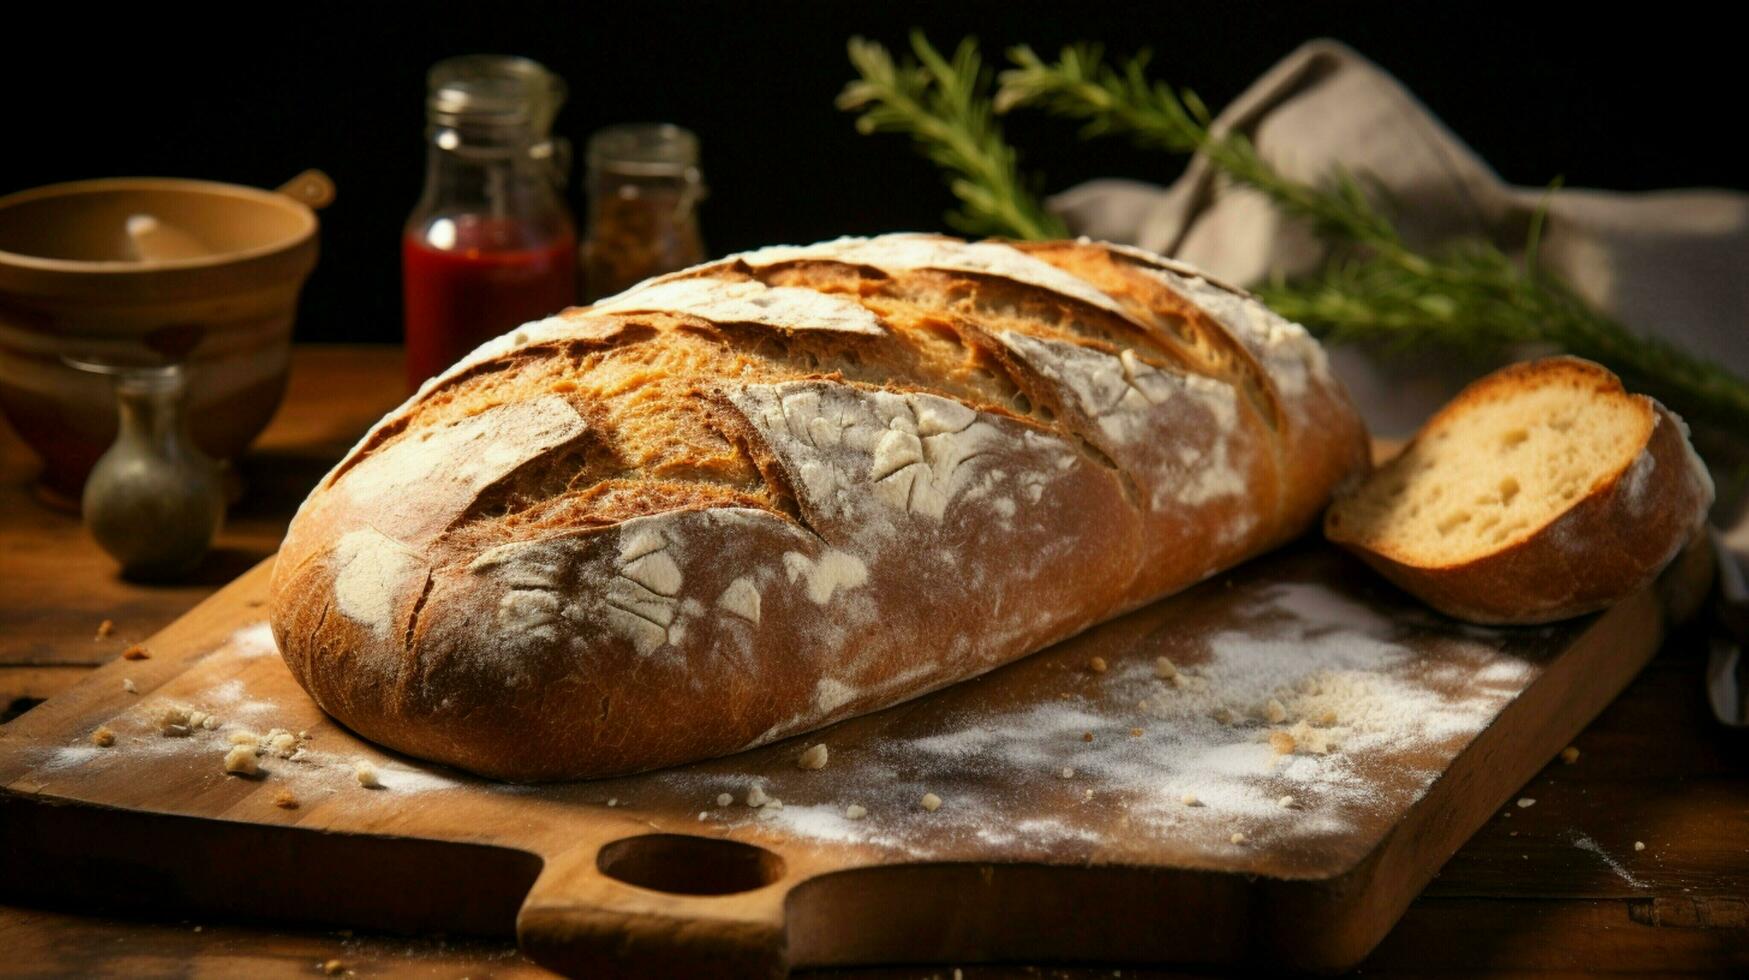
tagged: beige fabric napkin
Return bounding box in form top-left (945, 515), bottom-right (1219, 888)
top-left (1049, 39), bottom-right (1749, 439)
top-left (1050, 40), bottom-right (1749, 723)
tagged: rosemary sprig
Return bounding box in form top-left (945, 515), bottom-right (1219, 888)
top-left (838, 32), bottom-right (1066, 239)
top-left (998, 44), bottom-right (1402, 249)
top-left (837, 35), bottom-right (1749, 436)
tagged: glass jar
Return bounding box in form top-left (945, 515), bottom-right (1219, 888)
top-left (402, 55), bottom-right (577, 389)
top-left (580, 123), bottom-right (707, 302)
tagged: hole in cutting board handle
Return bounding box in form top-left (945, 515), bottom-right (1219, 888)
top-left (597, 834), bottom-right (784, 895)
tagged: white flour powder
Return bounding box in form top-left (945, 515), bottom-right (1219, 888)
top-left (668, 577), bottom-right (1542, 861)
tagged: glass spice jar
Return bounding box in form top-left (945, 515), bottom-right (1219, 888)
top-left (402, 55), bottom-right (577, 389)
top-left (580, 123), bottom-right (707, 302)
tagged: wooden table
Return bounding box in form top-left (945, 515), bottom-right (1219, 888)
top-left (2, 345), bottom-right (1745, 977)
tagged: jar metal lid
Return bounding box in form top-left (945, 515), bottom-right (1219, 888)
top-left (587, 123), bottom-right (701, 178)
top-left (427, 54), bottom-right (566, 135)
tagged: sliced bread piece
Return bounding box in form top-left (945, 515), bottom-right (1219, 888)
top-left (1325, 356), bottom-right (1713, 624)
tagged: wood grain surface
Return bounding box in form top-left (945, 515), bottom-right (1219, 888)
top-left (0, 539), bottom-right (1713, 977)
top-left (0, 346), bottom-right (405, 683)
top-left (3, 346), bottom-right (1745, 978)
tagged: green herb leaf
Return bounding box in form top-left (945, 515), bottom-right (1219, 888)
top-left (838, 34), bottom-right (1065, 239)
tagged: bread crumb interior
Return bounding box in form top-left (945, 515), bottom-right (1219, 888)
top-left (1329, 373), bottom-right (1649, 564)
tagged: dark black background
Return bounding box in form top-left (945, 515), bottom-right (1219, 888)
top-left (1, 1), bottom-right (1736, 343)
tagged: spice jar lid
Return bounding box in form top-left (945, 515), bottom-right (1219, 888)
top-left (587, 124), bottom-right (700, 178)
top-left (427, 54), bottom-right (566, 136)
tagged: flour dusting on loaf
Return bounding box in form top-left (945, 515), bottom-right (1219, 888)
top-left (330, 529), bottom-right (419, 639)
top-left (593, 276), bottom-right (887, 336)
top-left (995, 332), bottom-right (1248, 511)
top-left (270, 234), bottom-right (1368, 780)
top-left (735, 234), bottom-right (1134, 320)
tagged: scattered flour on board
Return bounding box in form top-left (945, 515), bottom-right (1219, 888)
top-left (228, 621), bottom-right (278, 658)
top-left (660, 577), bottom-right (1540, 859)
top-left (1569, 832), bottom-right (1646, 888)
top-left (30, 621), bottom-right (463, 798)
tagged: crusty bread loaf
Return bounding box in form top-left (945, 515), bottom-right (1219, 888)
top-left (269, 234), bottom-right (1368, 780)
top-left (1325, 356), bottom-right (1713, 624)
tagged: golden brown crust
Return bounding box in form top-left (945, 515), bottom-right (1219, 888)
top-left (1325, 357), bottom-right (1714, 624)
top-left (1012, 240), bottom-right (1372, 557)
top-left (270, 235), bottom-right (1368, 780)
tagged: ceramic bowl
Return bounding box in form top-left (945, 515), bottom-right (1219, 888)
top-left (0, 175), bottom-right (325, 501)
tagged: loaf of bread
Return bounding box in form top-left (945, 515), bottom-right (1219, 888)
top-left (1325, 356), bottom-right (1713, 624)
top-left (269, 234), bottom-right (1368, 780)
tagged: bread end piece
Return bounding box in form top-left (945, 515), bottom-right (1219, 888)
top-left (1325, 356), bottom-right (1713, 624)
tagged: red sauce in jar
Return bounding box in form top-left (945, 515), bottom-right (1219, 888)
top-left (401, 216), bottom-right (576, 389)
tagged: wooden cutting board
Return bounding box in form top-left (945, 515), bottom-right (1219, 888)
top-left (0, 540), bottom-right (1711, 978)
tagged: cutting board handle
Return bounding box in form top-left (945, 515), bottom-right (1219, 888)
top-left (518, 833), bottom-right (793, 979)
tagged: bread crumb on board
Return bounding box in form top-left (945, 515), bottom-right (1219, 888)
top-left (121, 643), bottom-right (150, 661)
top-left (274, 790), bottom-right (299, 810)
top-left (1264, 698), bottom-right (1288, 724)
top-left (715, 792), bottom-right (733, 807)
top-left (797, 743), bottom-right (829, 770)
top-left (1060, 766), bottom-right (1076, 779)
top-left (321, 958), bottom-right (346, 976)
top-left (1269, 730), bottom-right (1297, 755)
top-left (920, 792), bottom-right (943, 812)
top-left (222, 745), bottom-right (259, 776)
top-left (157, 709), bottom-right (191, 738)
top-left (1278, 795), bottom-right (1295, 809)
top-left (746, 784), bottom-right (771, 808)
top-left (354, 760), bottom-right (381, 789)
top-left (1517, 797), bottom-right (1536, 808)
top-left (1088, 656), bottom-right (1108, 674)
top-left (1560, 746), bottom-right (1581, 765)
top-left (94, 619), bottom-right (115, 640)
top-left (91, 726), bottom-right (115, 748)
top-left (1230, 832), bottom-right (1247, 845)
top-left (1634, 840), bottom-right (1646, 851)
top-left (1181, 792), bottom-right (1201, 807)
top-left (156, 705), bottom-right (213, 738)
top-left (263, 729), bottom-right (300, 758)
top-left (122, 678), bottom-right (138, 694)
top-left (1285, 720), bottom-right (1331, 754)
top-left (1153, 656), bottom-right (1177, 680)
top-left (845, 804), bottom-right (867, 820)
